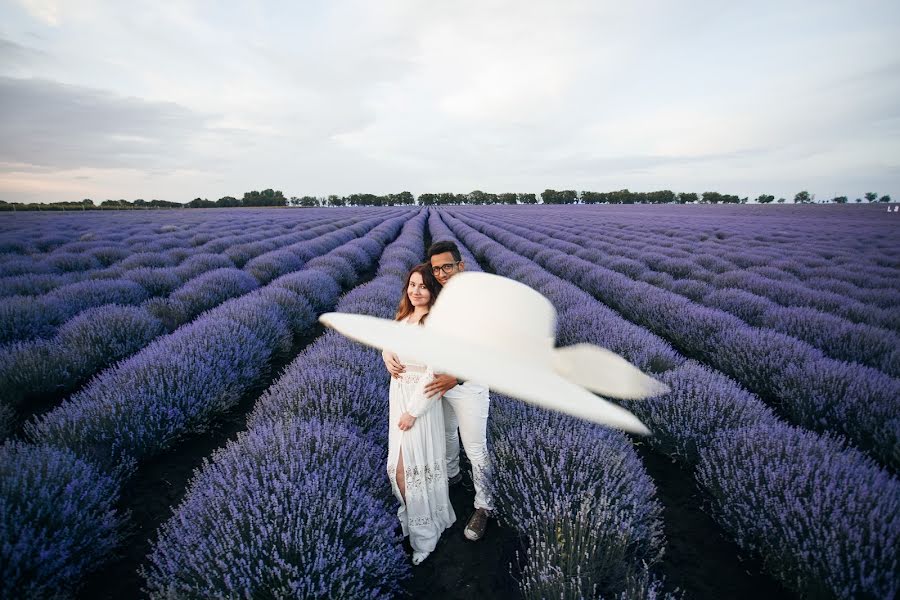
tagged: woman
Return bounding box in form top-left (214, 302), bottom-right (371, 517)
top-left (383, 263), bottom-right (456, 565)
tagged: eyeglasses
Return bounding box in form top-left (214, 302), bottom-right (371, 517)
top-left (431, 262), bottom-right (461, 275)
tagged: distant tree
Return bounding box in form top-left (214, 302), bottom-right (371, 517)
top-left (216, 196), bottom-right (241, 207)
top-left (701, 192), bottom-right (721, 204)
top-left (831, 196), bottom-right (848, 204)
top-left (855, 198), bottom-right (862, 203)
top-left (517, 193), bottom-right (537, 204)
top-left (865, 192), bottom-right (878, 202)
top-left (187, 197), bottom-right (216, 208)
top-left (243, 189), bottom-right (287, 207)
top-left (580, 191), bottom-right (602, 204)
top-left (418, 193), bottom-right (437, 206)
top-left (291, 196), bottom-right (319, 208)
top-left (101, 199), bottom-right (132, 208)
top-left (542, 189), bottom-right (577, 204)
top-left (755, 194), bottom-right (775, 204)
top-left (498, 193), bottom-right (517, 204)
top-left (82, 199), bottom-right (94, 206)
top-left (468, 190), bottom-right (487, 205)
top-left (794, 190), bottom-right (812, 204)
top-left (879, 195), bottom-right (891, 203)
top-left (739, 197), bottom-right (748, 204)
top-left (677, 192), bottom-right (698, 204)
top-left (777, 197), bottom-right (785, 203)
top-left (647, 190), bottom-right (676, 204)
top-left (326, 194), bottom-right (344, 207)
top-left (432, 193), bottom-right (462, 205)
top-left (392, 191), bottom-right (415, 205)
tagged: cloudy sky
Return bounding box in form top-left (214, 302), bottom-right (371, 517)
top-left (1, 0), bottom-right (898, 204)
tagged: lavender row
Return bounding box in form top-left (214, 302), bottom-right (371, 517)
top-left (0, 215), bottom-right (409, 599)
top-left (0, 213), bottom-right (396, 343)
top-left (0, 215), bottom-right (396, 438)
top-left (428, 212), bottom-right (673, 599)
top-left (466, 213), bottom-right (900, 377)
top-left (450, 211), bottom-right (900, 471)
top-left (440, 210), bottom-right (899, 599)
top-left (142, 212), bottom-right (429, 598)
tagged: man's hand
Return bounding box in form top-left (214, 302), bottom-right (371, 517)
top-left (398, 412), bottom-right (416, 431)
top-left (424, 373), bottom-right (458, 398)
top-left (382, 350), bottom-right (405, 378)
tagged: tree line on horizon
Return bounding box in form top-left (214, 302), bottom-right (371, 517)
top-left (0, 188), bottom-right (892, 211)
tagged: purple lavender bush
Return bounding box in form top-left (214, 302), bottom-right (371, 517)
top-left (171, 252), bottom-right (234, 279)
top-left (47, 278), bottom-right (150, 319)
top-left (0, 294), bottom-right (66, 343)
top-left (272, 269), bottom-right (343, 313)
top-left (0, 272), bottom-right (79, 297)
top-left (141, 418), bottom-right (408, 599)
top-left (247, 332), bottom-right (390, 446)
top-left (697, 423), bottom-right (899, 599)
top-left (0, 441), bottom-right (124, 599)
top-left (0, 305), bottom-right (165, 416)
top-left (490, 395), bottom-right (664, 598)
top-left (44, 252), bottom-right (102, 273)
top-left (122, 267), bottom-right (184, 297)
top-left (87, 245), bottom-right (130, 266)
top-left (144, 267), bottom-right (258, 330)
top-left (620, 360), bottom-right (779, 465)
top-left (26, 317), bottom-right (273, 475)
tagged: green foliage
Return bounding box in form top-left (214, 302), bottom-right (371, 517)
top-left (242, 189), bottom-right (287, 207)
top-left (215, 196), bottom-right (241, 207)
top-left (755, 194), bottom-right (775, 204)
top-left (541, 189), bottom-right (578, 204)
top-left (794, 190), bottom-right (812, 203)
top-left (702, 192), bottom-right (740, 204)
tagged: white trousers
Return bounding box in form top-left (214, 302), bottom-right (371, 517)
top-left (442, 388), bottom-right (494, 511)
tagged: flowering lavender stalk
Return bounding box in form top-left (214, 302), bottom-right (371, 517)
top-left (142, 418), bottom-right (407, 599)
top-left (0, 440), bottom-right (124, 599)
top-left (697, 424), bottom-right (899, 599)
top-left (490, 396), bottom-right (665, 598)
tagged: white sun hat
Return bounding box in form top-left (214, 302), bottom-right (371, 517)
top-left (319, 272), bottom-right (669, 434)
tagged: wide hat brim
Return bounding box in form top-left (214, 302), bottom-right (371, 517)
top-left (319, 312), bottom-right (653, 435)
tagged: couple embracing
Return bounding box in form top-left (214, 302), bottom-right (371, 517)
top-left (382, 241), bottom-right (492, 565)
top-left (320, 243), bottom-right (672, 566)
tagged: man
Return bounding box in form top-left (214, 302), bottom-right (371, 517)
top-left (382, 240), bottom-right (494, 541)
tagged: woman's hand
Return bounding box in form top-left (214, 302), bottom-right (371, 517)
top-left (382, 350), bottom-right (405, 378)
top-left (398, 412), bottom-right (416, 431)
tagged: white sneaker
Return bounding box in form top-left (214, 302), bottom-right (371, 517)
top-left (412, 551), bottom-right (430, 565)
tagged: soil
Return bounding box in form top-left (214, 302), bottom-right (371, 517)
top-left (632, 440), bottom-right (794, 600)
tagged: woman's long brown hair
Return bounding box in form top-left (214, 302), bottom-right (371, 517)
top-left (395, 263), bottom-right (442, 324)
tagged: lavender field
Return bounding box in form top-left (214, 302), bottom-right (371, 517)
top-left (1, 204), bottom-right (898, 600)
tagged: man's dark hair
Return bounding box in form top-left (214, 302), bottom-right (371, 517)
top-left (427, 241), bottom-right (462, 262)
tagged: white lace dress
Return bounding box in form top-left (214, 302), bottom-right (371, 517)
top-left (386, 337), bottom-right (456, 555)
